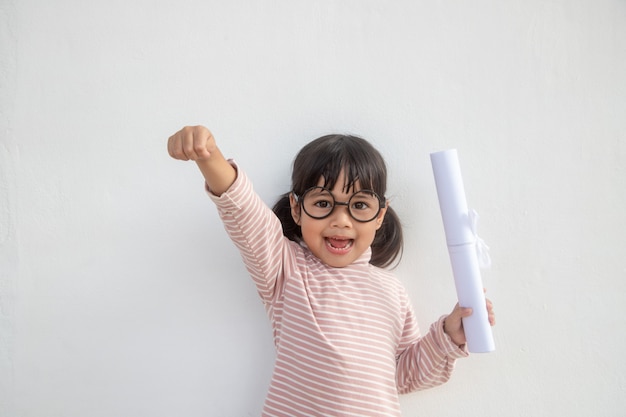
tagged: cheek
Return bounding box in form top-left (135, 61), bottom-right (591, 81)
top-left (362, 224), bottom-right (381, 244)
top-left (299, 218), bottom-right (318, 238)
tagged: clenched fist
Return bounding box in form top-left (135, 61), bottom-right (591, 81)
top-left (167, 125), bottom-right (236, 196)
top-left (167, 125), bottom-right (216, 161)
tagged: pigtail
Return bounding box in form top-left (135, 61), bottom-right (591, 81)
top-left (370, 205), bottom-right (403, 269)
top-left (272, 193), bottom-right (302, 242)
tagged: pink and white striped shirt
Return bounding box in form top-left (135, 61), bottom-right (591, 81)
top-left (209, 164), bottom-right (468, 416)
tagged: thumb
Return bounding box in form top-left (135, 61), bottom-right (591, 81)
top-left (451, 303), bottom-right (473, 321)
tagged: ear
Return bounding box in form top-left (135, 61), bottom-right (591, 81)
top-left (375, 202), bottom-right (388, 230)
top-left (289, 193), bottom-right (302, 225)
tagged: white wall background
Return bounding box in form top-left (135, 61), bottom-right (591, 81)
top-left (1, 1), bottom-right (625, 416)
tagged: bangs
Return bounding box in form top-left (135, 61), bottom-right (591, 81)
top-left (319, 154), bottom-right (379, 194)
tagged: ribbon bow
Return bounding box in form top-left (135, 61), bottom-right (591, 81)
top-left (469, 209), bottom-right (492, 269)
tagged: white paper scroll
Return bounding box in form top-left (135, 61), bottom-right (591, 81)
top-left (431, 149), bottom-right (495, 353)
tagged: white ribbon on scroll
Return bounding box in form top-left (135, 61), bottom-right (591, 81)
top-left (469, 209), bottom-right (492, 269)
top-left (430, 149), bottom-right (495, 353)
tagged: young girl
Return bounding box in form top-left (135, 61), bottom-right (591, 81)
top-left (167, 126), bottom-right (495, 417)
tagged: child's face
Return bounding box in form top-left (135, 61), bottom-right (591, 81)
top-left (289, 170), bottom-right (387, 268)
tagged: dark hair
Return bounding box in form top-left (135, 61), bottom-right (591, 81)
top-left (272, 134), bottom-right (403, 268)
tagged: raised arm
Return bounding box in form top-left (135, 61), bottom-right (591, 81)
top-left (167, 125), bottom-right (236, 196)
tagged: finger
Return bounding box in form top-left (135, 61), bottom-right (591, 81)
top-left (460, 307), bottom-right (473, 318)
top-left (193, 129), bottom-right (212, 159)
top-left (168, 133), bottom-right (188, 161)
top-left (167, 135), bottom-right (174, 158)
top-left (452, 304), bottom-right (472, 319)
top-left (483, 299), bottom-right (495, 326)
top-left (180, 127), bottom-right (199, 160)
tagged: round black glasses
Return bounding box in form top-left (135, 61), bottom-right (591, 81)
top-left (294, 186), bottom-right (386, 223)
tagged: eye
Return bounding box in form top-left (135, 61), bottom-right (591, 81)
top-left (313, 199), bottom-right (333, 209)
top-left (350, 191), bottom-right (380, 212)
top-left (351, 201), bottom-right (370, 210)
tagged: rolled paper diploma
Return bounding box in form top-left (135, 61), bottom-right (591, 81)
top-left (430, 149), bottom-right (495, 353)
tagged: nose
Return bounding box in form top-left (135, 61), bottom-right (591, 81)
top-left (329, 202), bottom-right (352, 227)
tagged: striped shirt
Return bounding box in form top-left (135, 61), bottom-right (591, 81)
top-left (208, 164), bottom-right (468, 416)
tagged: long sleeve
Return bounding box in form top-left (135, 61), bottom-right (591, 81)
top-left (396, 311), bottom-right (469, 394)
top-left (207, 162), bottom-right (293, 306)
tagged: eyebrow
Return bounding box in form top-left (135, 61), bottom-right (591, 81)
top-left (320, 175), bottom-right (363, 194)
top-left (312, 187), bottom-right (372, 200)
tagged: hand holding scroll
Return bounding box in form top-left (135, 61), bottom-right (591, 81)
top-left (444, 293), bottom-right (496, 347)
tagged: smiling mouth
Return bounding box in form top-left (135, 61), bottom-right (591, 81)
top-left (326, 237), bottom-right (354, 253)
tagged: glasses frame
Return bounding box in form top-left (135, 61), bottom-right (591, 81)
top-left (294, 186), bottom-right (386, 223)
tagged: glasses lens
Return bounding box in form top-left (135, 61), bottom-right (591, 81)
top-left (302, 187), bottom-right (334, 219)
top-left (300, 187), bottom-right (383, 222)
top-left (349, 190), bottom-right (382, 222)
